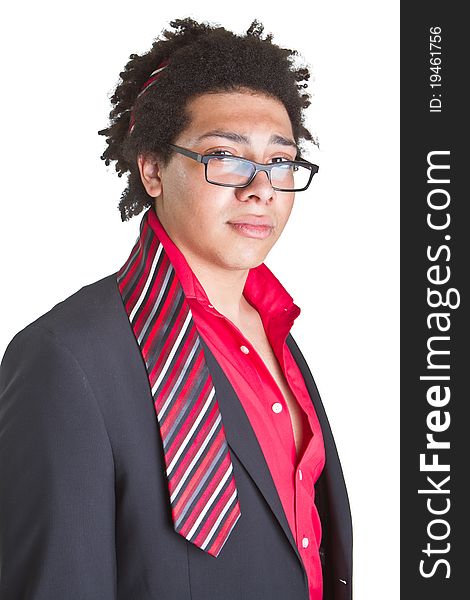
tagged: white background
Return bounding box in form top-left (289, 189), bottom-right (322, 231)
top-left (0, 1), bottom-right (399, 598)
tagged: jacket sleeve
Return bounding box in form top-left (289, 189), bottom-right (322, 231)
top-left (0, 325), bottom-right (117, 599)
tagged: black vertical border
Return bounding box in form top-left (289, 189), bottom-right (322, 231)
top-left (401, 3), bottom-right (468, 598)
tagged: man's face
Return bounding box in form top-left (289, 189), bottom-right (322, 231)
top-left (145, 90), bottom-right (297, 273)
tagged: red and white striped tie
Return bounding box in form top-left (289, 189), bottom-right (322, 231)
top-left (117, 208), bottom-right (241, 557)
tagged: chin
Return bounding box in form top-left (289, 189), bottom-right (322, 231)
top-left (224, 251), bottom-right (267, 271)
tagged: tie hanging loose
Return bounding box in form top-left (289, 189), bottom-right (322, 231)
top-left (116, 208), bottom-right (241, 557)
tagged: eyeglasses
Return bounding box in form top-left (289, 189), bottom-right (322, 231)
top-left (167, 143), bottom-right (319, 192)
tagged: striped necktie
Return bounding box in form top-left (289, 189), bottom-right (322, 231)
top-left (116, 208), bottom-right (241, 557)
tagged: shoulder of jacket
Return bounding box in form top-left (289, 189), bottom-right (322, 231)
top-left (2, 273), bottom-right (124, 364)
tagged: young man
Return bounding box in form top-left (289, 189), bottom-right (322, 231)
top-left (0, 18), bottom-right (352, 600)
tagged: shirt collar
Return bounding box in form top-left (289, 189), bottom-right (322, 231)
top-left (147, 207), bottom-right (301, 325)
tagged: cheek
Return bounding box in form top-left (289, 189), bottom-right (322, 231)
top-left (191, 189), bottom-right (234, 227)
top-left (179, 195), bottom-right (231, 247)
top-left (277, 196), bottom-right (295, 226)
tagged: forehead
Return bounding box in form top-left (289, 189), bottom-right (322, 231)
top-left (182, 90), bottom-right (295, 143)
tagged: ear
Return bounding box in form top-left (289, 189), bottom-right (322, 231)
top-left (137, 153), bottom-right (163, 198)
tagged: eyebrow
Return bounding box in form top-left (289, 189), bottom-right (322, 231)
top-left (193, 130), bottom-right (298, 149)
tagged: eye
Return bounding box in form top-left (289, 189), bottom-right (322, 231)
top-left (208, 149), bottom-right (233, 156)
top-left (271, 156), bottom-right (293, 164)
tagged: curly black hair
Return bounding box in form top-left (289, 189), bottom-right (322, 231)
top-left (98, 17), bottom-right (316, 221)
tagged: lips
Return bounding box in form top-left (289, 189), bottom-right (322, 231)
top-left (227, 216), bottom-right (274, 240)
top-left (227, 216), bottom-right (274, 227)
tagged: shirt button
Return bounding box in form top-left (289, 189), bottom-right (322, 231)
top-left (271, 402), bottom-right (283, 414)
top-left (240, 345), bottom-right (250, 354)
top-left (298, 469), bottom-right (303, 481)
top-left (302, 537), bottom-right (309, 549)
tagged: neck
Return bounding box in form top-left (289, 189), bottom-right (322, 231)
top-left (182, 252), bottom-right (253, 324)
top-left (153, 205), bottom-right (254, 324)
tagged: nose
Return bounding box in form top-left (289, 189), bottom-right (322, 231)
top-left (234, 170), bottom-right (275, 204)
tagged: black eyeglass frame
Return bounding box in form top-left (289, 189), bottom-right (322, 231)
top-left (167, 143), bottom-right (319, 192)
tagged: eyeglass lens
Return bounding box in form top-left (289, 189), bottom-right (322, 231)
top-left (206, 157), bottom-right (311, 190)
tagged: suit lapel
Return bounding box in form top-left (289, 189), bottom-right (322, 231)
top-left (201, 332), bottom-right (352, 578)
top-left (286, 333), bottom-right (353, 584)
top-left (199, 337), bottom-right (303, 567)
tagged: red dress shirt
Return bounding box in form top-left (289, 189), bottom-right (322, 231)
top-left (148, 209), bottom-right (326, 600)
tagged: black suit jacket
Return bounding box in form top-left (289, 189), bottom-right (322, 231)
top-left (0, 273), bottom-right (352, 599)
